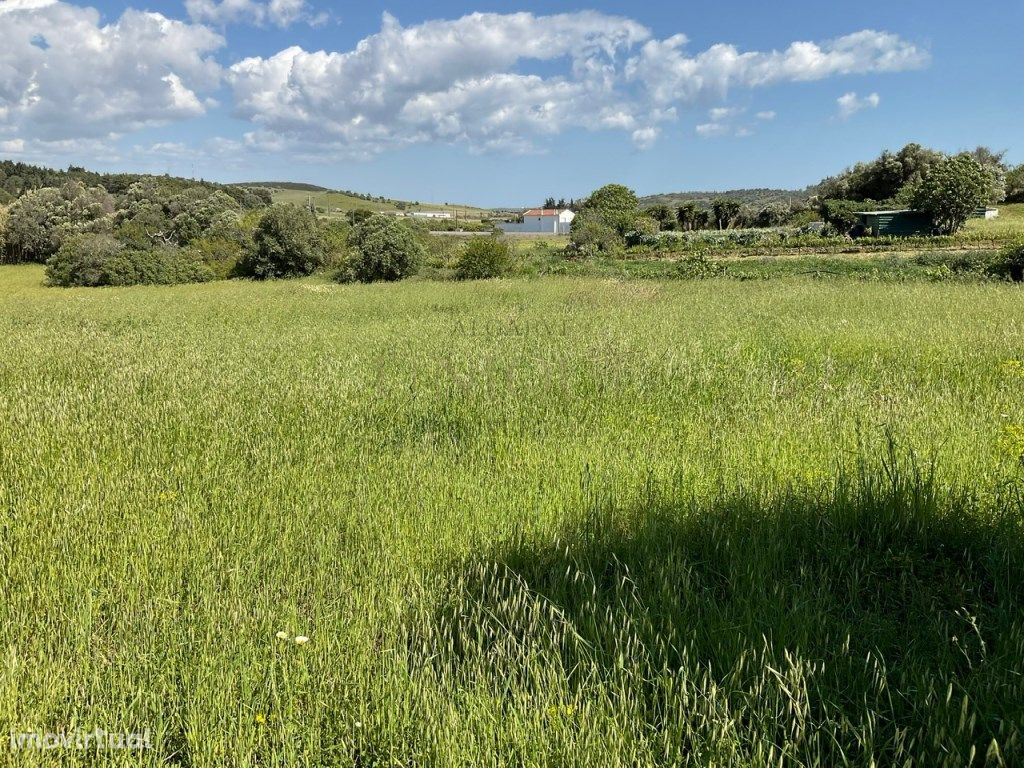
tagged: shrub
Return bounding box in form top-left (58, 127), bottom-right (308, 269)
top-left (671, 253), bottom-right (726, 279)
top-left (341, 214), bottom-right (423, 283)
top-left (819, 199), bottom-right (866, 235)
top-left (46, 234), bottom-right (213, 287)
top-left (187, 236), bottom-right (247, 280)
top-left (241, 205), bottom-right (324, 279)
top-left (624, 216), bottom-right (660, 247)
top-left (566, 213), bottom-right (620, 258)
top-left (455, 237), bottom-right (513, 280)
top-left (993, 240), bottom-right (1024, 282)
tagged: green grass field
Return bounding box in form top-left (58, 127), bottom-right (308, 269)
top-left (2, 265), bottom-right (1023, 766)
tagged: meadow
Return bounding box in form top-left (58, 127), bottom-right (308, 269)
top-left (1, 264), bottom-right (1023, 766)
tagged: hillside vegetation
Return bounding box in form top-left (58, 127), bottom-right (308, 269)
top-left (640, 187), bottom-right (805, 209)
top-left (267, 187), bottom-right (495, 220)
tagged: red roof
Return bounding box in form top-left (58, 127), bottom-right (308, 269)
top-left (522, 208), bottom-right (564, 216)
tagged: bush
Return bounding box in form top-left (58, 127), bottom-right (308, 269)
top-left (341, 214), bottom-right (423, 283)
top-left (819, 199), bottom-right (867, 234)
top-left (566, 213), bottom-right (620, 258)
top-left (624, 216), bottom-right (660, 247)
top-left (455, 237), bottom-right (513, 280)
top-left (241, 205), bottom-right (324, 279)
top-left (46, 234), bottom-right (213, 287)
top-left (993, 240), bottom-right (1024, 282)
top-left (187, 236), bottom-right (247, 280)
top-left (671, 254), bottom-right (726, 279)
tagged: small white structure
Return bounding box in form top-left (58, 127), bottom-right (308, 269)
top-left (498, 208), bottom-right (575, 234)
top-left (410, 211), bottom-right (452, 219)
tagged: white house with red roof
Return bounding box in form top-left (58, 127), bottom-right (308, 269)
top-left (498, 208), bottom-right (575, 234)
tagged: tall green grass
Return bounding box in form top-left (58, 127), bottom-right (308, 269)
top-left (0, 264), bottom-right (1022, 766)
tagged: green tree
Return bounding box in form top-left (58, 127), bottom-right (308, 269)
top-left (1007, 165), bottom-right (1024, 203)
top-left (341, 214), bottom-right (423, 283)
top-left (647, 204), bottom-right (676, 231)
top-left (5, 182), bottom-right (113, 262)
top-left (242, 205), bottom-right (324, 279)
top-left (576, 184), bottom-right (640, 236)
top-left (754, 203), bottom-right (790, 228)
top-left (967, 146), bottom-right (1008, 203)
top-left (711, 198), bottom-right (742, 230)
top-left (676, 203), bottom-right (708, 231)
top-left (815, 143), bottom-right (945, 202)
top-left (911, 154), bottom-right (994, 235)
top-left (567, 183), bottom-right (641, 255)
top-left (818, 199), bottom-right (864, 234)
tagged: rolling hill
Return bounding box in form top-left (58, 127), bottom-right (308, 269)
top-left (640, 188), bottom-right (809, 209)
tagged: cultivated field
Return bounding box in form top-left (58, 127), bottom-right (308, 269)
top-left (2, 265), bottom-right (1023, 766)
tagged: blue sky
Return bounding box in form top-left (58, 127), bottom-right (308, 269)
top-left (1, 0), bottom-right (1021, 206)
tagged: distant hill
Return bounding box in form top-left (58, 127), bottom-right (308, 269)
top-left (266, 186), bottom-right (496, 220)
top-left (641, 188), bottom-right (810, 209)
top-left (0, 160), bottom-right (267, 204)
top-left (235, 181), bottom-right (331, 192)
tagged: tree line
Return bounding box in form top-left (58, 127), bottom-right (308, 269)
top-left (0, 168), bottom-right (493, 287)
top-left (632, 143), bottom-right (1019, 239)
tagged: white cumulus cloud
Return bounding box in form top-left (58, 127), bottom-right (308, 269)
top-left (0, 1), bottom-right (223, 140)
top-left (185, 0), bottom-right (326, 28)
top-left (625, 30), bottom-right (926, 104)
top-left (228, 11), bottom-right (653, 155)
top-left (0, 5), bottom-right (928, 156)
top-left (229, 14), bottom-right (927, 156)
top-left (836, 91), bottom-right (881, 119)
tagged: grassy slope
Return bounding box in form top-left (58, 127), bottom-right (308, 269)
top-left (269, 187), bottom-right (494, 219)
top-left (1, 266), bottom-right (1023, 765)
top-left (966, 202), bottom-right (1024, 238)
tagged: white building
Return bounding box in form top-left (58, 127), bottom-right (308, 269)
top-left (410, 211), bottom-right (452, 219)
top-left (498, 208), bottom-right (575, 234)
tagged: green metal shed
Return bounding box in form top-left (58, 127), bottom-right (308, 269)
top-left (854, 210), bottom-right (933, 237)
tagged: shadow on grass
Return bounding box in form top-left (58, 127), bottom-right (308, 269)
top-left (408, 459), bottom-right (1024, 766)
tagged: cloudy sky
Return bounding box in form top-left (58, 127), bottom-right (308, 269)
top-left (1, 0), bottom-right (1020, 205)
